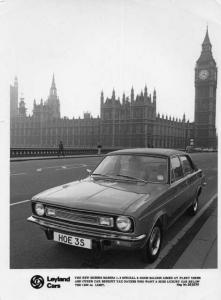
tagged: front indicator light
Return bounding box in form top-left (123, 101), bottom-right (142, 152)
top-left (116, 216), bottom-right (132, 232)
top-left (99, 216), bottom-right (114, 227)
top-left (34, 203), bottom-right (45, 216)
top-left (46, 208), bottom-right (56, 216)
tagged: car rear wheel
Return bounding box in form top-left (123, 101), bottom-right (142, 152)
top-left (142, 222), bottom-right (162, 263)
top-left (188, 195), bottom-right (198, 216)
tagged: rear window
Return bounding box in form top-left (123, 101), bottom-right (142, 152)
top-left (180, 156), bottom-right (194, 175)
top-left (170, 156), bottom-right (183, 182)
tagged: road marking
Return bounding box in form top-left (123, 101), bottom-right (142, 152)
top-left (45, 164), bottom-right (73, 169)
top-left (11, 172), bottom-right (27, 176)
top-left (147, 193), bottom-right (217, 269)
top-left (55, 164), bottom-right (90, 171)
top-left (11, 165), bottom-right (97, 176)
top-left (11, 163), bottom-right (97, 175)
top-left (43, 163), bottom-right (87, 170)
top-left (10, 199), bottom-right (30, 206)
top-left (35, 164), bottom-right (89, 172)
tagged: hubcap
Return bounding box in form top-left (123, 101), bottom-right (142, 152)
top-left (193, 199), bottom-right (198, 212)
top-left (149, 226), bottom-right (161, 256)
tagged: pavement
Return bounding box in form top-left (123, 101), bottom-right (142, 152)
top-left (173, 204), bottom-right (217, 268)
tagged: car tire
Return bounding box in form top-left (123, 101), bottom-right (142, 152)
top-left (142, 222), bottom-right (162, 263)
top-left (188, 195), bottom-right (199, 216)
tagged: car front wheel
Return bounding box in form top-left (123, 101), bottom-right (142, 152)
top-left (142, 222), bottom-right (162, 263)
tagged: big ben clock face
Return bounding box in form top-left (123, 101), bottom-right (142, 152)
top-left (199, 69), bottom-right (209, 80)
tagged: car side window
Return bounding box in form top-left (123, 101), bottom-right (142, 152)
top-left (170, 156), bottom-right (183, 183)
top-left (180, 156), bottom-right (194, 175)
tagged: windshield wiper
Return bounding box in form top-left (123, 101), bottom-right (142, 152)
top-left (92, 173), bottom-right (148, 183)
top-left (116, 174), bottom-right (147, 183)
top-left (91, 173), bottom-right (115, 179)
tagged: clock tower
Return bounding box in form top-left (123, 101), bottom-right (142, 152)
top-left (194, 27), bottom-right (217, 148)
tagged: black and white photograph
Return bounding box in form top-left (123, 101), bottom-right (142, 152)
top-left (0, 0), bottom-right (220, 299)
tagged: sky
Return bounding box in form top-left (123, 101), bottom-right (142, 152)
top-left (1, 0), bottom-right (221, 122)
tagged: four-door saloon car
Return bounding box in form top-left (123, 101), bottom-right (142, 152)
top-left (27, 148), bottom-right (206, 262)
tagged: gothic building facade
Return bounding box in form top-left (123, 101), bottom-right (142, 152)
top-left (10, 76), bottom-right (100, 147)
top-left (100, 88), bottom-right (191, 148)
top-left (10, 28), bottom-right (217, 149)
top-left (10, 76), bottom-right (192, 149)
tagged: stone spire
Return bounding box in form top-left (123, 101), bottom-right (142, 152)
top-left (130, 86), bottom-right (134, 102)
top-left (202, 26), bottom-right (211, 46)
top-left (197, 26), bottom-right (214, 63)
top-left (18, 96), bottom-right (27, 117)
top-left (100, 90), bottom-right (104, 104)
top-left (112, 89), bottom-right (116, 100)
top-left (153, 89), bottom-right (156, 102)
top-left (50, 73), bottom-right (57, 96)
top-left (144, 85), bottom-right (148, 97)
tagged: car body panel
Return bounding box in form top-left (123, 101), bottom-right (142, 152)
top-left (32, 178), bottom-right (169, 215)
top-left (28, 148), bottom-right (205, 252)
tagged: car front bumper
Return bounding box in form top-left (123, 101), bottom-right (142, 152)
top-left (27, 216), bottom-right (147, 250)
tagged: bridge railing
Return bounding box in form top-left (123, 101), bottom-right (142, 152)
top-left (10, 147), bottom-right (121, 158)
top-left (10, 147), bottom-right (215, 158)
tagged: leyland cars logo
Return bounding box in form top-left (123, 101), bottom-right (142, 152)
top-left (30, 275), bottom-right (45, 289)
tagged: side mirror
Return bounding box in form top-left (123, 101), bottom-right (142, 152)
top-left (86, 169), bottom-right (92, 175)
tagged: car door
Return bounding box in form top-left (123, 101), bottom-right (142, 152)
top-left (179, 155), bottom-right (198, 206)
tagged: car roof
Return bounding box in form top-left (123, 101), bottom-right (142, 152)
top-left (107, 148), bottom-right (186, 157)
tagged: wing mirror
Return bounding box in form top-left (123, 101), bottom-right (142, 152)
top-left (86, 169), bottom-right (92, 175)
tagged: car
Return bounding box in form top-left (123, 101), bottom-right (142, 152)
top-left (27, 148), bottom-right (206, 262)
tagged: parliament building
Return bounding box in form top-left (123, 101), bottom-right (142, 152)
top-left (10, 28), bottom-right (217, 149)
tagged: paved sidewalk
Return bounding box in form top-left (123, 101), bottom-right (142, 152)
top-left (174, 206), bottom-right (217, 268)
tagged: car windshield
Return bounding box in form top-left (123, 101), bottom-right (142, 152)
top-left (92, 154), bottom-right (168, 183)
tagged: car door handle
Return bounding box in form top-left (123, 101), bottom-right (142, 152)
top-left (186, 179), bottom-right (190, 185)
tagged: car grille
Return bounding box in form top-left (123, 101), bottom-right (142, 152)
top-left (46, 207), bottom-right (99, 226)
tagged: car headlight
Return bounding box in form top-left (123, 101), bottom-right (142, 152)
top-left (99, 216), bottom-right (114, 227)
top-left (116, 216), bottom-right (132, 232)
top-left (34, 203), bottom-right (45, 216)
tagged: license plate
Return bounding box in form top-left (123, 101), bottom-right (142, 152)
top-left (54, 232), bottom-right (92, 249)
